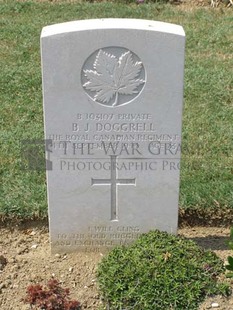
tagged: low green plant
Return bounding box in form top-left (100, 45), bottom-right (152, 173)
top-left (97, 230), bottom-right (230, 310)
top-left (23, 279), bottom-right (81, 310)
top-left (225, 227), bottom-right (233, 278)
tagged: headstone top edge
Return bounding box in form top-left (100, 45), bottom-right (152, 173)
top-left (41, 18), bottom-right (185, 38)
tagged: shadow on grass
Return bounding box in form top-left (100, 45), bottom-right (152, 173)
top-left (0, 218), bottom-right (49, 231)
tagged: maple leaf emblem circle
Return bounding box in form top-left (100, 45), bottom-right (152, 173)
top-left (82, 48), bottom-right (145, 107)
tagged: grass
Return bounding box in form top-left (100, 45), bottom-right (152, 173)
top-left (0, 1), bottom-right (232, 220)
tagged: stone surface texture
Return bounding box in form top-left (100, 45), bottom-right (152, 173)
top-left (41, 19), bottom-right (185, 253)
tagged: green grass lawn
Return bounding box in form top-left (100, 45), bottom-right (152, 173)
top-left (0, 1), bottom-right (232, 220)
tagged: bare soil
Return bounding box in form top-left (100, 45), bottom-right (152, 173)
top-left (0, 225), bottom-right (233, 310)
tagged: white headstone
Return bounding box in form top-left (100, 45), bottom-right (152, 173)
top-left (41, 19), bottom-right (185, 253)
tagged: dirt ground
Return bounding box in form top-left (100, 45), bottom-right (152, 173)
top-left (0, 225), bottom-right (233, 310)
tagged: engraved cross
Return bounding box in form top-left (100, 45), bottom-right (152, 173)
top-left (91, 155), bottom-right (136, 221)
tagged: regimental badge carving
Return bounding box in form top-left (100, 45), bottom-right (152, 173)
top-left (81, 47), bottom-right (146, 107)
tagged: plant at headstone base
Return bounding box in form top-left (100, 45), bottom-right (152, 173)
top-left (23, 279), bottom-right (81, 310)
top-left (97, 230), bottom-right (231, 310)
top-left (225, 227), bottom-right (233, 278)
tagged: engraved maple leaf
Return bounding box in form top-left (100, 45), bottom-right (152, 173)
top-left (83, 49), bottom-right (145, 106)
